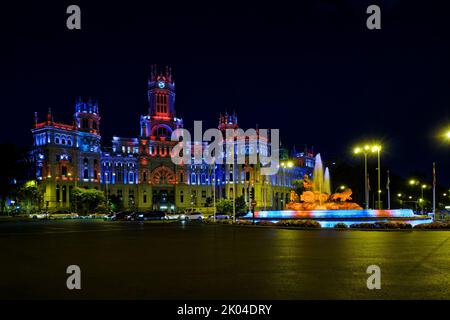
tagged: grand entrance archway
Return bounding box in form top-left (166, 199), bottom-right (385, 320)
top-left (150, 165), bottom-right (176, 211)
top-left (152, 188), bottom-right (175, 212)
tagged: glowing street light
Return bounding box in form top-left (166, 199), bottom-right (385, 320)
top-left (353, 143), bottom-right (382, 209)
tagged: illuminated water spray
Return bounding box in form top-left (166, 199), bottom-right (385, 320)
top-left (324, 167), bottom-right (331, 195)
top-left (312, 154), bottom-right (331, 196)
top-left (312, 154), bottom-right (324, 193)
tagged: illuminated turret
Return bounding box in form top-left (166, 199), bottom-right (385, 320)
top-left (74, 97), bottom-right (101, 134)
top-left (218, 111), bottom-right (238, 132)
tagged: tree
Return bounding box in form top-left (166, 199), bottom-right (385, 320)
top-left (216, 198), bottom-right (233, 214)
top-left (109, 194), bottom-right (124, 212)
top-left (71, 187), bottom-right (106, 214)
top-left (0, 144), bottom-right (30, 215)
top-left (205, 196), bottom-right (213, 207)
top-left (17, 180), bottom-right (43, 214)
top-left (235, 195), bottom-right (248, 213)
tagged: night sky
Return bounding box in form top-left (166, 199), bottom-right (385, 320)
top-left (9, 1), bottom-right (450, 183)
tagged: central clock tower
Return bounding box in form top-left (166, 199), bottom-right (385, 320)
top-left (140, 65), bottom-right (183, 139)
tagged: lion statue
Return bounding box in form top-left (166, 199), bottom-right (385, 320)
top-left (330, 188), bottom-right (353, 202)
top-left (289, 190), bottom-right (300, 203)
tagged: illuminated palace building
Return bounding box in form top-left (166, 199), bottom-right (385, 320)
top-left (31, 67), bottom-right (315, 212)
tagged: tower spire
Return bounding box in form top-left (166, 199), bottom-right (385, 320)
top-left (34, 112), bottom-right (38, 127)
top-left (47, 108), bottom-right (53, 122)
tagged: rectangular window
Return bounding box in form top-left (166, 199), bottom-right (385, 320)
top-left (62, 186), bottom-right (67, 203)
top-left (56, 185), bottom-right (60, 203)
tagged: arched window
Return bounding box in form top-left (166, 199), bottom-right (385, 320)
top-left (191, 173), bottom-right (196, 184)
top-left (81, 118), bottom-right (89, 129)
top-left (83, 169), bottom-right (89, 179)
top-left (129, 172), bottom-right (134, 183)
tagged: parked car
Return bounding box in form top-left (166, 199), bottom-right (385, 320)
top-left (165, 212), bottom-right (183, 220)
top-left (183, 212), bottom-right (204, 221)
top-left (103, 213), bottom-right (115, 220)
top-left (89, 213), bottom-right (108, 219)
top-left (49, 210), bottom-right (78, 219)
top-left (136, 211), bottom-right (166, 221)
top-left (29, 212), bottom-right (50, 220)
top-left (126, 212), bottom-right (140, 221)
top-left (207, 213), bottom-right (231, 220)
top-left (111, 211), bottom-right (131, 221)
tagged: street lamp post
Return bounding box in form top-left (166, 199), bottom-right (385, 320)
top-left (68, 172), bottom-right (78, 213)
top-left (105, 172), bottom-right (110, 210)
top-left (211, 158), bottom-right (216, 222)
top-left (372, 145), bottom-right (382, 209)
top-left (231, 144), bottom-right (236, 223)
top-left (354, 146), bottom-right (370, 210)
top-left (421, 184), bottom-right (427, 214)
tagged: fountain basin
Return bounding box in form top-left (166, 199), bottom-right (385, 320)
top-left (241, 209), bottom-right (433, 228)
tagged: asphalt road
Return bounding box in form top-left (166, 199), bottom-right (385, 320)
top-left (0, 220), bottom-right (449, 299)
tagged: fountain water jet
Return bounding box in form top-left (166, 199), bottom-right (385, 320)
top-left (324, 167), bottom-right (331, 195)
top-left (312, 154), bottom-right (324, 194)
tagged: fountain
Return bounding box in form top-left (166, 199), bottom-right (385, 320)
top-left (242, 153), bottom-right (433, 227)
top-left (285, 154), bottom-right (363, 211)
